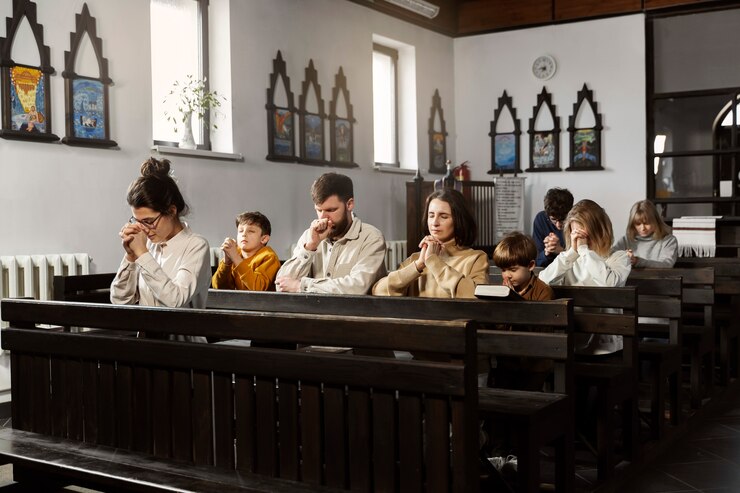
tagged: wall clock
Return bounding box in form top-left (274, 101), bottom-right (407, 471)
top-left (532, 55), bottom-right (557, 80)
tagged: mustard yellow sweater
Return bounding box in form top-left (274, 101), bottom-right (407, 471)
top-left (372, 243), bottom-right (489, 299)
top-left (211, 245), bottom-right (280, 291)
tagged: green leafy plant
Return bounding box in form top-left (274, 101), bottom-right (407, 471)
top-left (163, 74), bottom-right (225, 132)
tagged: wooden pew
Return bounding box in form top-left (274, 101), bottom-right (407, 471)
top-left (1, 299), bottom-right (481, 492)
top-left (675, 258), bottom-right (740, 385)
top-left (629, 268), bottom-right (715, 408)
top-left (548, 285), bottom-right (639, 481)
top-left (625, 276), bottom-right (683, 439)
top-left (52, 272), bottom-right (115, 303)
top-left (207, 290), bottom-right (576, 493)
top-left (50, 275), bottom-right (577, 492)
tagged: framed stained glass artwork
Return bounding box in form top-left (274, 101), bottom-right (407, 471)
top-left (489, 91), bottom-right (521, 175)
top-left (328, 67), bottom-right (357, 168)
top-left (0, 0), bottom-right (58, 142)
top-left (527, 87), bottom-right (561, 172)
top-left (62, 4), bottom-right (117, 147)
top-left (567, 83), bottom-right (603, 171)
top-left (266, 51), bottom-right (296, 162)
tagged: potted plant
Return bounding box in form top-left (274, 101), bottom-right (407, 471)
top-left (164, 74), bottom-right (225, 149)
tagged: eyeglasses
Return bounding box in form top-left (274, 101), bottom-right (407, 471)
top-left (129, 213), bottom-right (163, 228)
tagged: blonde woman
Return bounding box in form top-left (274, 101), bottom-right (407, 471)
top-left (539, 199), bottom-right (631, 355)
top-left (613, 200), bottom-right (677, 268)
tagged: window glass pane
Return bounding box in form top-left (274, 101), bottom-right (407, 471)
top-left (151, 0), bottom-right (200, 144)
top-left (373, 50), bottom-right (396, 165)
top-left (654, 155), bottom-right (715, 199)
top-left (653, 94), bottom-right (733, 153)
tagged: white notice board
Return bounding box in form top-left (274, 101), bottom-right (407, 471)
top-left (494, 176), bottom-right (526, 242)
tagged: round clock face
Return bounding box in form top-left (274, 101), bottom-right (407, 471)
top-left (532, 55), bottom-right (557, 80)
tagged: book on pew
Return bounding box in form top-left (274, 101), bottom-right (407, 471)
top-left (474, 284), bottom-right (523, 300)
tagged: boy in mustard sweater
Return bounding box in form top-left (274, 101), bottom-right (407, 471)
top-left (212, 211), bottom-right (280, 291)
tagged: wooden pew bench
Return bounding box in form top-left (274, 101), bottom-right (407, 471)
top-left (51, 274), bottom-right (578, 492)
top-left (630, 268), bottom-right (716, 409)
top-left (0, 299), bottom-right (481, 492)
top-left (207, 290), bottom-right (576, 493)
top-left (675, 258), bottom-right (740, 385)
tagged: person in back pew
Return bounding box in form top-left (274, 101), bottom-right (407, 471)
top-left (490, 231), bottom-right (555, 389)
top-left (275, 172), bottom-right (387, 294)
top-left (539, 199), bottom-right (631, 355)
top-left (613, 199), bottom-right (678, 268)
top-left (111, 158), bottom-right (211, 341)
top-left (372, 188), bottom-right (489, 298)
top-left (211, 211), bottom-right (280, 291)
top-left (533, 187), bottom-right (574, 268)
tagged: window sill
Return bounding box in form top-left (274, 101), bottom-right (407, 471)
top-left (373, 165), bottom-right (417, 175)
top-left (152, 145), bottom-right (243, 161)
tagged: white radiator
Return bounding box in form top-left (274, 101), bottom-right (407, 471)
top-left (210, 247), bottom-right (222, 268)
top-left (385, 240), bottom-right (407, 271)
top-left (0, 253), bottom-right (91, 302)
top-left (0, 253), bottom-right (91, 404)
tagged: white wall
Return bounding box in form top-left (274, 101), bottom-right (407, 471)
top-left (0, 0), bottom-right (455, 272)
top-left (454, 14), bottom-right (647, 238)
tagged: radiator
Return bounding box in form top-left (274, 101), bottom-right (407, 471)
top-left (385, 240), bottom-right (407, 271)
top-left (210, 247), bottom-right (222, 268)
top-left (0, 253), bottom-right (91, 302)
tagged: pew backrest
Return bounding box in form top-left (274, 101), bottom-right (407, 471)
top-left (1, 298), bottom-right (479, 492)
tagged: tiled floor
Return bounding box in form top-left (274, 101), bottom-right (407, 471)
top-left (617, 391), bottom-right (740, 493)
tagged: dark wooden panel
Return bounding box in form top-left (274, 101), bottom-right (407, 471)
top-left (425, 396), bottom-right (449, 493)
top-left (323, 385), bottom-right (347, 489)
top-left (82, 360), bottom-right (98, 443)
top-left (645, 0), bottom-right (715, 9)
top-left (192, 370), bottom-right (213, 466)
top-left (300, 383), bottom-right (322, 485)
top-left (65, 359), bottom-right (83, 442)
top-left (171, 369), bottom-right (193, 463)
top-left (49, 357), bottom-right (66, 438)
top-left (555, 0), bottom-right (642, 20)
top-left (278, 380), bottom-right (299, 481)
top-left (458, 0), bottom-right (552, 34)
top-left (115, 363), bottom-right (133, 450)
top-left (347, 389), bottom-right (371, 492)
top-left (131, 367), bottom-right (152, 454)
top-left (398, 394), bottom-right (423, 493)
top-left (213, 372), bottom-right (235, 469)
top-left (234, 375), bottom-right (256, 473)
top-left (372, 391), bottom-right (396, 492)
top-left (31, 356), bottom-right (50, 435)
top-left (255, 377), bottom-right (277, 476)
top-left (97, 361), bottom-right (116, 447)
top-left (346, 0), bottom-right (458, 36)
top-left (152, 368), bottom-right (172, 459)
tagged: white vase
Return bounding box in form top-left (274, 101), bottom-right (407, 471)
top-left (179, 112), bottom-right (197, 150)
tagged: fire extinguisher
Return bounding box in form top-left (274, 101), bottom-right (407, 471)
top-left (453, 161), bottom-right (470, 181)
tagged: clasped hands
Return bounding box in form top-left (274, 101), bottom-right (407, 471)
top-left (543, 232), bottom-right (564, 255)
top-left (414, 235), bottom-right (444, 272)
top-left (276, 218), bottom-right (334, 293)
top-left (119, 222), bottom-right (149, 262)
top-left (220, 238), bottom-right (243, 266)
top-left (569, 227), bottom-right (589, 250)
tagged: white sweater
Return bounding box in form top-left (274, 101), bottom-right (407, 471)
top-left (613, 233), bottom-right (678, 269)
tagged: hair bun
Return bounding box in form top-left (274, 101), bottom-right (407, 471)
top-left (140, 157), bottom-right (171, 178)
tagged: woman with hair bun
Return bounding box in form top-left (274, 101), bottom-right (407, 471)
top-left (110, 158), bottom-right (211, 318)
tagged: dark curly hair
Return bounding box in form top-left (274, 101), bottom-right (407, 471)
top-left (126, 157), bottom-right (189, 216)
top-left (543, 188), bottom-right (574, 222)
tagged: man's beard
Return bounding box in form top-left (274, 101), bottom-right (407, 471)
top-left (330, 212), bottom-right (351, 240)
